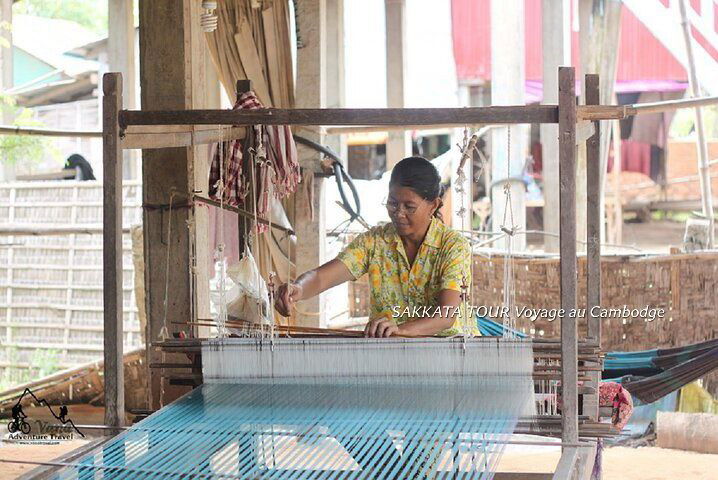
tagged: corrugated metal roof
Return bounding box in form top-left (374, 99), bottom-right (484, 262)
top-left (451, 0), bottom-right (688, 84)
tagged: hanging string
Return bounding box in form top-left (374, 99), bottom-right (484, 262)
top-left (214, 122), bottom-right (229, 339)
top-left (456, 127), bottom-right (472, 337)
top-left (159, 188), bottom-right (178, 342)
top-left (501, 125), bottom-right (517, 337)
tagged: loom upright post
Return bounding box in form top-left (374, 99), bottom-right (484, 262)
top-left (585, 74), bottom-right (601, 424)
top-left (103, 72), bottom-right (125, 428)
top-left (235, 79), bottom-right (253, 259)
top-left (558, 66), bottom-right (578, 445)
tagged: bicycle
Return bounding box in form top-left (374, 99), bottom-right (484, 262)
top-left (8, 419), bottom-right (31, 434)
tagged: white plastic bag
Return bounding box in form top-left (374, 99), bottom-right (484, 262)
top-left (225, 251), bottom-right (272, 326)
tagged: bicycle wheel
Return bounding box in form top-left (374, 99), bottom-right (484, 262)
top-left (8, 421), bottom-right (17, 433)
top-left (20, 421), bottom-right (30, 434)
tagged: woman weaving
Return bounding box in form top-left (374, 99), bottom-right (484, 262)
top-left (274, 156), bottom-right (476, 337)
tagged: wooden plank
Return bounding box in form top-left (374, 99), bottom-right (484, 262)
top-left (262, 5), bottom-right (283, 106)
top-left (120, 105), bottom-right (560, 127)
top-left (576, 104), bottom-right (626, 121)
top-left (558, 66), bottom-right (578, 444)
top-left (120, 126), bottom-right (246, 150)
top-left (235, 18), bottom-right (273, 107)
top-left (102, 72), bottom-right (125, 428)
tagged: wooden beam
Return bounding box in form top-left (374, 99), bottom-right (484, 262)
top-left (0, 125), bottom-right (101, 138)
top-left (121, 126), bottom-right (246, 150)
top-left (119, 105), bottom-right (560, 127)
top-left (102, 72), bottom-right (125, 428)
top-left (558, 66), bottom-right (578, 444)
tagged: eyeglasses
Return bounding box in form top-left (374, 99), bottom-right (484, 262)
top-left (383, 200), bottom-right (419, 216)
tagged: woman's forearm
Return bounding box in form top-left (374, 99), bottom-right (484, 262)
top-left (292, 259), bottom-right (355, 301)
top-left (293, 269), bottom-right (322, 300)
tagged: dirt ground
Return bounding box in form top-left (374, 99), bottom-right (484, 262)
top-left (0, 439), bottom-right (89, 479)
top-left (526, 217), bottom-right (689, 254)
top-left (0, 442), bottom-right (716, 479)
top-left (498, 446), bottom-right (718, 479)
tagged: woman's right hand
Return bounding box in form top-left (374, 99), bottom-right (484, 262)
top-left (274, 282), bottom-right (303, 317)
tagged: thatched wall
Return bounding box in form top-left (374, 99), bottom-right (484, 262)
top-left (348, 252), bottom-right (718, 351)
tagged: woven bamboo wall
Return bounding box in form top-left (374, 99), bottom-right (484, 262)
top-left (348, 252), bottom-right (718, 351)
top-left (0, 181), bottom-right (143, 385)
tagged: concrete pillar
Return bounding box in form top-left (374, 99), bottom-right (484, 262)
top-left (490, 0), bottom-right (526, 251)
top-left (295, 0), bottom-right (327, 327)
top-left (385, 0), bottom-right (411, 168)
top-left (541, 0), bottom-right (571, 252)
top-left (139, 0), bottom-right (210, 407)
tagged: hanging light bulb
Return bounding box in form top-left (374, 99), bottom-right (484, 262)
top-left (201, 1), bottom-right (219, 33)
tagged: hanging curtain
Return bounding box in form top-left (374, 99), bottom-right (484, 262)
top-left (204, 0), bottom-right (298, 317)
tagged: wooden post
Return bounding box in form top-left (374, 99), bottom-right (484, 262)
top-left (678, 0), bottom-right (715, 248)
top-left (541, 0), bottom-right (571, 253)
top-left (236, 79), bottom-right (252, 258)
top-left (585, 74), bottom-right (601, 345)
top-left (103, 72), bottom-right (124, 428)
top-left (558, 66), bottom-right (578, 444)
top-left (610, 118), bottom-right (623, 245)
top-left (385, 0), bottom-right (411, 168)
top-left (585, 74), bottom-right (601, 431)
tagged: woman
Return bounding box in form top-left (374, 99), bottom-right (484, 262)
top-left (274, 156), bottom-right (475, 337)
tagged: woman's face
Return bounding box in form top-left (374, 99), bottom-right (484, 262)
top-left (386, 185), bottom-right (439, 237)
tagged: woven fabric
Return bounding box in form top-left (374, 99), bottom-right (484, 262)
top-left (208, 92), bottom-right (300, 233)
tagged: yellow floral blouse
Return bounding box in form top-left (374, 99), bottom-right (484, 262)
top-left (336, 217), bottom-right (477, 336)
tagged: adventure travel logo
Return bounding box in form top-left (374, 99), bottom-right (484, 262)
top-left (6, 388), bottom-right (85, 444)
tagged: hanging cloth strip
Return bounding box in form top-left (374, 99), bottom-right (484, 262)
top-left (208, 92), bottom-right (300, 233)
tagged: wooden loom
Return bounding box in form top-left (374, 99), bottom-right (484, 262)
top-left (100, 67), bottom-right (614, 479)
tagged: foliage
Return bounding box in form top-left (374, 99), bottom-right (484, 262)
top-left (0, 20), bottom-right (9, 49)
top-left (13, 0), bottom-right (108, 35)
top-left (669, 104), bottom-right (718, 139)
top-left (0, 347), bottom-right (62, 392)
top-left (30, 347), bottom-right (61, 379)
top-left (0, 94), bottom-right (53, 167)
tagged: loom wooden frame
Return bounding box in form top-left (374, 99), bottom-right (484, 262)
top-left (102, 67), bottom-right (602, 480)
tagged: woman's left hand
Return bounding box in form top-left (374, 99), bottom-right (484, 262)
top-left (364, 316), bottom-right (399, 338)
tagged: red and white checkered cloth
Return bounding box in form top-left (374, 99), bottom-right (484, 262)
top-left (208, 92), bottom-right (300, 233)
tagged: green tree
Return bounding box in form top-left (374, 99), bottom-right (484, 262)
top-left (0, 94), bottom-right (51, 167)
top-left (13, 0), bottom-right (108, 35)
